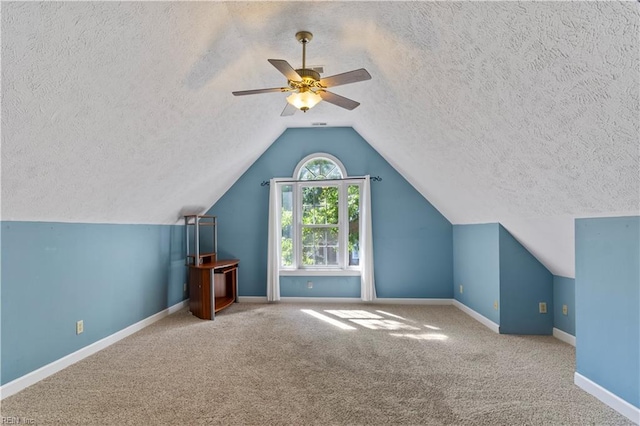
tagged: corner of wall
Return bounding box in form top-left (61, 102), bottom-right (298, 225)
top-left (552, 275), bottom-right (575, 337)
top-left (498, 225), bottom-right (553, 335)
top-left (575, 216), bottom-right (640, 412)
top-left (452, 223), bottom-right (500, 325)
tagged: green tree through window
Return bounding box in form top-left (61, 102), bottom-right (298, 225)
top-left (280, 155), bottom-right (360, 269)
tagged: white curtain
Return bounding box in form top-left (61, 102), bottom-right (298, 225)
top-left (360, 175), bottom-right (376, 301)
top-left (266, 179), bottom-right (281, 301)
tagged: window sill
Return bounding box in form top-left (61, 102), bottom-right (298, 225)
top-left (279, 269), bottom-right (361, 277)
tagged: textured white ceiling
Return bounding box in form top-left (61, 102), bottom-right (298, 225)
top-left (2, 2), bottom-right (639, 278)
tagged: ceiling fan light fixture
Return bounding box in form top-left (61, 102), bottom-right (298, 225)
top-left (286, 90), bottom-right (322, 112)
top-left (232, 31), bottom-right (371, 115)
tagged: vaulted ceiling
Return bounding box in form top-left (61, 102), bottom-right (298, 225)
top-left (2, 2), bottom-right (638, 278)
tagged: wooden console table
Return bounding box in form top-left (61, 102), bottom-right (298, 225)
top-left (188, 259), bottom-right (239, 320)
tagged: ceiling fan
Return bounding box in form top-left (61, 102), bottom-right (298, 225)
top-left (232, 31), bottom-right (371, 116)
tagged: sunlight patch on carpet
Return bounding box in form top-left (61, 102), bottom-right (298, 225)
top-left (350, 319), bottom-right (421, 330)
top-left (324, 310), bottom-right (383, 319)
top-left (301, 309), bottom-right (357, 330)
top-left (390, 333), bottom-right (449, 341)
top-left (376, 310), bottom-right (411, 321)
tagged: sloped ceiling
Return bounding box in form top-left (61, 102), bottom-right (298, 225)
top-left (2, 2), bottom-right (639, 278)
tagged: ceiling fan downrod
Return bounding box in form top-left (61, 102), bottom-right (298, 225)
top-left (296, 31), bottom-right (313, 70)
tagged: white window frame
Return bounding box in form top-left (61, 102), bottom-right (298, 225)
top-left (280, 153), bottom-right (362, 276)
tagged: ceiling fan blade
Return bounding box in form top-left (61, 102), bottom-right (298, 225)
top-left (232, 87), bottom-right (289, 96)
top-left (318, 91), bottom-right (360, 110)
top-left (319, 68), bottom-right (371, 88)
top-left (281, 102), bottom-right (297, 117)
top-left (268, 59), bottom-right (302, 82)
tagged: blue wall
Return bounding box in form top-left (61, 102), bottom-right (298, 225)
top-left (553, 275), bottom-right (575, 336)
top-left (499, 225), bottom-right (553, 335)
top-left (453, 223), bottom-right (500, 324)
top-left (453, 223), bottom-right (554, 334)
top-left (207, 127), bottom-right (453, 299)
top-left (280, 276), bottom-right (360, 298)
top-left (575, 216), bottom-right (640, 408)
top-left (1, 221), bottom-right (186, 385)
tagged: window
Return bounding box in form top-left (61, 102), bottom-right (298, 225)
top-left (279, 154), bottom-right (361, 273)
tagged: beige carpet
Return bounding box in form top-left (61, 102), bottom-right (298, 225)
top-left (1, 303), bottom-right (633, 425)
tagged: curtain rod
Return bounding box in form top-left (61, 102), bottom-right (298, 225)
top-left (260, 176), bottom-right (382, 186)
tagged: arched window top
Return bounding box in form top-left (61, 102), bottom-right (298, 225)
top-left (294, 153), bottom-right (347, 180)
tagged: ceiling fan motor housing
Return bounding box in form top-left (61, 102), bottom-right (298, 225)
top-left (295, 68), bottom-right (320, 82)
top-left (290, 68), bottom-right (323, 91)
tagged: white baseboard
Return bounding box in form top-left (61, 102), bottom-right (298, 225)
top-left (276, 297), bottom-right (454, 305)
top-left (575, 372), bottom-right (640, 424)
top-left (241, 297), bottom-right (454, 305)
top-left (237, 296), bottom-right (268, 303)
top-left (452, 300), bottom-right (500, 333)
top-left (280, 297), bottom-right (362, 303)
top-left (553, 327), bottom-right (576, 346)
top-left (0, 299), bottom-right (189, 400)
top-left (374, 298), bottom-right (453, 305)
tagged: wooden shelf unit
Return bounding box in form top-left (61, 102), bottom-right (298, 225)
top-left (188, 259), bottom-right (239, 320)
top-left (184, 215), bottom-right (238, 320)
top-left (184, 215), bottom-right (217, 266)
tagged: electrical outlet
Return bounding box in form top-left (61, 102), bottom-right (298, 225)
top-left (76, 320), bottom-right (84, 335)
top-left (307, 281), bottom-right (313, 289)
top-left (539, 302), bottom-right (547, 314)
top-left (493, 300), bottom-right (498, 310)
top-left (183, 282), bottom-right (187, 292)
top-left (459, 284), bottom-right (463, 294)
top-left (562, 304), bottom-right (568, 316)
